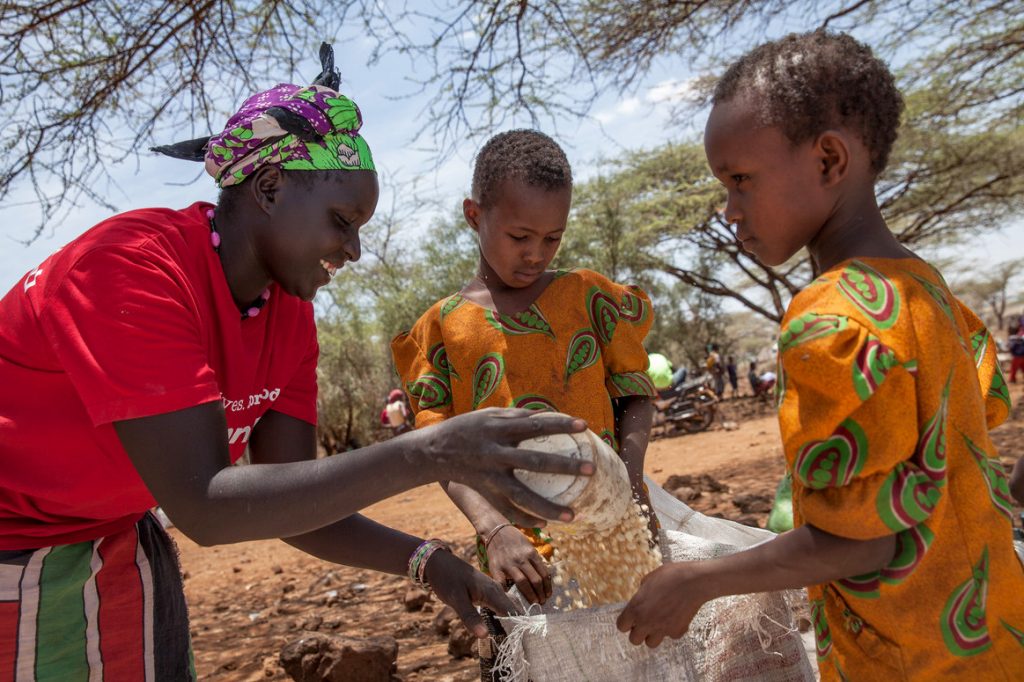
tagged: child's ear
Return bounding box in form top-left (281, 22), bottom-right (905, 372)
top-left (816, 131), bottom-right (850, 188)
top-left (463, 197), bottom-right (482, 231)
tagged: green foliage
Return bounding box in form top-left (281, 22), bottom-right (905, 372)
top-left (285, 0), bottom-right (1024, 440)
top-left (647, 277), bottom-right (730, 371)
top-left (560, 142), bottom-right (807, 323)
top-left (555, 154), bottom-right (736, 367)
top-left (950, 260), bottom-right (1020, 331)
top-left (373, 208), bottom-right (479, 340)
top-left (314, 206), bottom-right (478, 449)
top-left (5, 0), bottom-right (1022, 248)
top-left (316, 279), bottom-right (392, 453)
top-left (559, 97), bottom-right (1023, 323)
top-left (881, 92), bottom-right (1024, 246)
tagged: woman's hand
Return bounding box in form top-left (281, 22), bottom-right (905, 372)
top-left (413, 409), bottom-right (592, 527)
top-left (424, 548), bottom-right (518, 639)
top-left (615, 562), bottom-right (710, 648)
top-left (485, 527), bottom-right (552, 605)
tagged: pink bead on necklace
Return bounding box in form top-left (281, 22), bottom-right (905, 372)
top-left (206, 208), bottom-right (270, 320)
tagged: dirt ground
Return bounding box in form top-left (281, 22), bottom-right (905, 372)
top-left (177, 393), bottom-right (1024, 681)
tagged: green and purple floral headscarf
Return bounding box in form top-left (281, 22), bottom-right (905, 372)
top-left (153, 43), bottom-right (374, 186)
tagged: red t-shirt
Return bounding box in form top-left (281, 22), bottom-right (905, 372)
top-left (0, 202), bottom-right (319, 549)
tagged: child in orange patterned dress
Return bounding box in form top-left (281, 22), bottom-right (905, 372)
top-left (617, 31), bottom-right (1024, 680)
top-left (392, 129), bottom-right (658, 678)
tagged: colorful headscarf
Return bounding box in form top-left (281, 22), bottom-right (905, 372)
top-left (152, 43), bottom-right (374, 187)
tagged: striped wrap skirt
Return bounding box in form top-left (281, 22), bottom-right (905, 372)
top-left (0, 512), bottom-right (194, 681)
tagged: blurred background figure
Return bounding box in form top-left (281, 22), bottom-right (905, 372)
top-left (1010, 334), bottom-right (1024, 384)
top-left (705, 344), bottom-right (725, 399)
top-left (382, 389), bottom-right (412, 435)
top-left (747, 361), bottom-right (776, 403)
top-left (725, 355), bottom-right (738, 399)
top-left (646, 352), bottom-right (675, 391)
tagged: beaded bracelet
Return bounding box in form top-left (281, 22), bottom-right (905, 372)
top-left (407, 540), bottom-right (434, 586)
top-left (407, 539), bottom-right (451, 590)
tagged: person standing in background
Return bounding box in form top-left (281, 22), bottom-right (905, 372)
top-left (383, 388), bottom-right (412, 435)
top-left (706, 344), bottom-right (725, 398)
top-left (1009, 334), bottom-right (1024, 384)
top-left (725, 355), bottom-right (738, 398)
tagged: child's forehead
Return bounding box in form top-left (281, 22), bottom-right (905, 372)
top-left (706, 96), bottom-right (763, 134)
top-left (705, 99), bottom-right (788, 165)
top-left (488, 177), bottom-right (570, 205)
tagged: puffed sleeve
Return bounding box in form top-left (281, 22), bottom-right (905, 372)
top-left (590, 278), bottom-right (656, 399)
top-left (390, 305), bottom-right (455, 428)
top-left (957, 300), bottom-right (1011, 429)
top-left (777, 312), bottom-right (940, 543)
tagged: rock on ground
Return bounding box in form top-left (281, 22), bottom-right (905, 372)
top-left (279, 632), bottom-right (398, 682)
top-left (403, 587), bottom-right (431, 612)
top-left (433, 605), bottom-right (458, 637)
top-left (447, 622), bottom-right (476, 659)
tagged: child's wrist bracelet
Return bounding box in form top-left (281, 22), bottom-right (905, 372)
top-left (483, 522), bottom-right (513, 549)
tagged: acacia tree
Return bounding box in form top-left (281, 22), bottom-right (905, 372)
top-left (563, 98), bottom-right (1024, 324)
top-left (314, 201), bottom-right (478, 450)
top-left (0, 0), bottom-right (391, 239)
top-left (562, 143), bottom-right (809, 323)
top-left (316, 283), bottom-right (393, 453)
top-left (4, 0), bottom-right (1021, 239)
top-left (954, 261), bottom-right (1020, 332)
top-left (11, 1), bottom-right (1020, 443)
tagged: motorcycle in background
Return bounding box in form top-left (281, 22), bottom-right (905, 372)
top-left (652, 373), bottom-right (718, 437)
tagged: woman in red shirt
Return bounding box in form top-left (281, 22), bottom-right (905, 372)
top-left (0, 45), bottom-right (589, 680)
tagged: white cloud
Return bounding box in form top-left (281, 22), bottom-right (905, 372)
top-left (645, 78), bottom-right (695, 104)
top-left (593, 96), bottom-right (642, 124)
top-left (591, 78), bottom-right (697, 127)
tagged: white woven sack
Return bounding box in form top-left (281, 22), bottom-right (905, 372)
top-left (494, 480), bottom-right (816, 682)
top-left (645, 476), bottom-right (773, 546)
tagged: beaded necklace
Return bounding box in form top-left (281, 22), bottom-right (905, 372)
top-left (206, 208), bottom-right (271, 320)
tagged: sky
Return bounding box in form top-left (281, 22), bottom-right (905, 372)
top-left (1, 11), bottom-right (1021, 296)
top-left (0, 28), bottom-right (705, 294)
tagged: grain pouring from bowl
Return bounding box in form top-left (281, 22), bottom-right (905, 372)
top-left (513, 412), bottom-right (663, 609)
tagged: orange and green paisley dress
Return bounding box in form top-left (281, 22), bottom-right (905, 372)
top-left (777, 257), bottom-right (1024, 680)
top-left (391, 268), bottom-right (656, 569)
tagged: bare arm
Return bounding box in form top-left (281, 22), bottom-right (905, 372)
top-left (285, 512), bottom-right (516, 636)
top-left (689, 524), bottom-right (895, 596)
top-left (1010, 457), bottom-right (1024, 507)
top-left (247, 410), bottom-right (421, 570)
top-left (615, 396), bottom-right (658, 541)
top-left (617, 524), bottom-right (896, 647)
top-left (614, 396), bottom-right (654, 493)
top-left (248, 412), bottom-right (517, 638)
top-left (441, 480), bottom-right (554, 604)
top-left (443, 481), bottom-right (511, 537)
top-left (113, 403), bottom-right (591, 546)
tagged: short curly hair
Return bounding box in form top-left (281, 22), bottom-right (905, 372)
top-left (471, 129), bottom-right (573, 207)
top-left (713, 31), bottom-right (904, 175)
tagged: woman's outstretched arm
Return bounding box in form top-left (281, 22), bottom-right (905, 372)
top-left (114, 403), bottom-right (591, 546)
